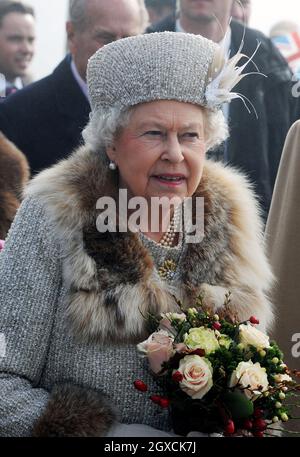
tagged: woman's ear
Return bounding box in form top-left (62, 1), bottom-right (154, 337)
top-left (106, 145), bottom-right (117, 163)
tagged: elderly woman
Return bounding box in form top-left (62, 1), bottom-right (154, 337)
top-left (0, 32), bottom-right (273, 437)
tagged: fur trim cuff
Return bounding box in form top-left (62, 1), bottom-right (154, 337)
top-left (32, 384), bottom-right (117, 437)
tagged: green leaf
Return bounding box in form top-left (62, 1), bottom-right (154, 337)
top-left (223, 391), bottom-right (254, 420)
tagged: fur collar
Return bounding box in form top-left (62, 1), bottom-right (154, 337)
top-left (26, 146), bottom-right (273, 343)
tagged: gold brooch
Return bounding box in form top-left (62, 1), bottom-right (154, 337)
top-left (158, 259), bottom-right (177, 280)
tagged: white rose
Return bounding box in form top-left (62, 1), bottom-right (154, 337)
top-left (176, 355), bottom-right (213, 399)
top-left (239, 324), bottom-right (270, 350)
top-left (274, 373), bottom-right (293, 383)
top-left (229, 360), bottom-right (269, 400)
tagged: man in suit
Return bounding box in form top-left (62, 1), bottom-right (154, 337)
top-left (0, 0), bottom-right (148, 174)
top-left (0, 1), bottom-right (35, 96)
top-left (145, 0), bottom-right (175, 26)
top-left (148, 0), bottom-right (300, 217)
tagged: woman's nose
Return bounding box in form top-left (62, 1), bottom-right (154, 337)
top-left (161, 134), bottom-right (184, 163)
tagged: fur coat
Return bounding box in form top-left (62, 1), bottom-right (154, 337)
top-left (26, 145), bottom-right (274, 338)
top-left (0, 132), bottom-right (29, 239)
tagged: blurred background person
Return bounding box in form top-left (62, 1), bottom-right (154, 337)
top-left (0, 0), bottom-right (35, 96)
top-left (270, 20), bottom-right (300, 79)
top-left (145, 0), bottom-right (176, 26)
top-left (266, 121), bottom-right (300, 368)
top-left (148, 0), bottom-right (300, 219)
top-left (265, 120), bottom-right (300, 433)
top-left (0, 0), bottom-right (148, 174)
top-left (0, 132), bottom-right (29, 240)
top-left (231, 0), bottom-right (251, 26)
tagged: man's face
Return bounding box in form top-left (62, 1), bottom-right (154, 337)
top-left (68, 0), bottom-right (144, 81)
top-left (180, 0), bottom-right (233, 23)
top-left (231, 0), bottom-right (251, 25)
top-left (147, 6), bottom-right (173, 25)
top-left (0, 12), bottom-right (35, 82)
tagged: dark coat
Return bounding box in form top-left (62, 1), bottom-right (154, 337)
top-left (0, 56), bottom-right (91, 174)
top-left (148, 19), bottom-right (300, 216)
top-left (0, 133), bottom-right (29, 239)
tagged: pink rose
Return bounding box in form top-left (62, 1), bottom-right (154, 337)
top-left (137, 330), bottom-right (174, 374)
top-left (176, 355), bottom-right (213, 399)
top-left (0, 240), bottom-right (4, 252)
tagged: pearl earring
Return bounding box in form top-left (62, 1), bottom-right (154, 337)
top-left (109, 161), bottom-right (117, 171)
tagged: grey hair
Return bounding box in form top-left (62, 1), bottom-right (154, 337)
top-left (82, 105), bottom-right (228, 159)
top-left (68, 0), bottom-right (86, 30)
top-left (69, 0), bottom-right (149, 32)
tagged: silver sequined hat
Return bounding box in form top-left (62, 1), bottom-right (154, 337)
top-left (87, 31), bottom-right (254, 113)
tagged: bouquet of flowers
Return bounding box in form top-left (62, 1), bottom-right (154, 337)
top-left (135, 295), bottom-right (300, 437)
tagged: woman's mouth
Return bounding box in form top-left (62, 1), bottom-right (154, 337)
top-left (152, 174), bottom-right (186, 187)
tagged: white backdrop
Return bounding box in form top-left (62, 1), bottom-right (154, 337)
top-left (26, 0), bottom-right (299, 81)
top-left (27, 0), bottom-right (68, 80)
top-left (250, 0), bottom-right (299, 34)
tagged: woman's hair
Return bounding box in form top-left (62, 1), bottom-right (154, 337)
top-left (82, 104), bottom-right (229, 160)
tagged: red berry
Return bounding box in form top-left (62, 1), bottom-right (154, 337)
top-left (134, 380), bottom-right (148, 392)
top-left (249, 316), bottom-right (260, 325)
top-left (213, 322), bottom-right (222, 330)
top-left (224, 420), bottom-right (235, 435)
top-left (150, 395), bottom-right (161, 404)
top-left (253, 431), bottom-right (264, 438)
top-left (159, 398), bottom-right (170, 408)
top-left (193, 348), bottom-right (206, 357)
top-left (253, 419), bottom-right (267, 431)
top-left (243, 419), bottom-right (253, 430)
top-left (172, 371), bottom-right (183, 382)
top-left (253, 408), bottom-right (263, 419)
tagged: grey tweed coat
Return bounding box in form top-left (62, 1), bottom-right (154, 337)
top-left (0, 146), bottom-right (273, 436)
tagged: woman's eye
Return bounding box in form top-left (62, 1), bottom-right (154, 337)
top-left (144, 131), bottom-right (162, 136)
top-left (182, 132), bottom-right (199, 139)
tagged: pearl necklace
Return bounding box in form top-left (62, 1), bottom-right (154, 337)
top-left (159, 208), bottom-right (181, 247)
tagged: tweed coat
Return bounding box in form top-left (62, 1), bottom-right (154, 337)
top-left (0, 146), bottom-right (273, 436)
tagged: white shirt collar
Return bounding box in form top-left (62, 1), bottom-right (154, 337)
top-left (14, 78), bottom-right (23, 89)
top-left (70, 59), bottom-right (90, 101)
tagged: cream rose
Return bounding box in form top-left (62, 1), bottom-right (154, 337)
top-left (229, 360), bottom-right (269, 400)
top-left (239, 324), bottom-right (270, 350)
top-left (274, 373), bottom-right (293, 383)
top-left (176, 355), bottom-right (213, 399)
top-left (137, 330), bottom-right (174, 374)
